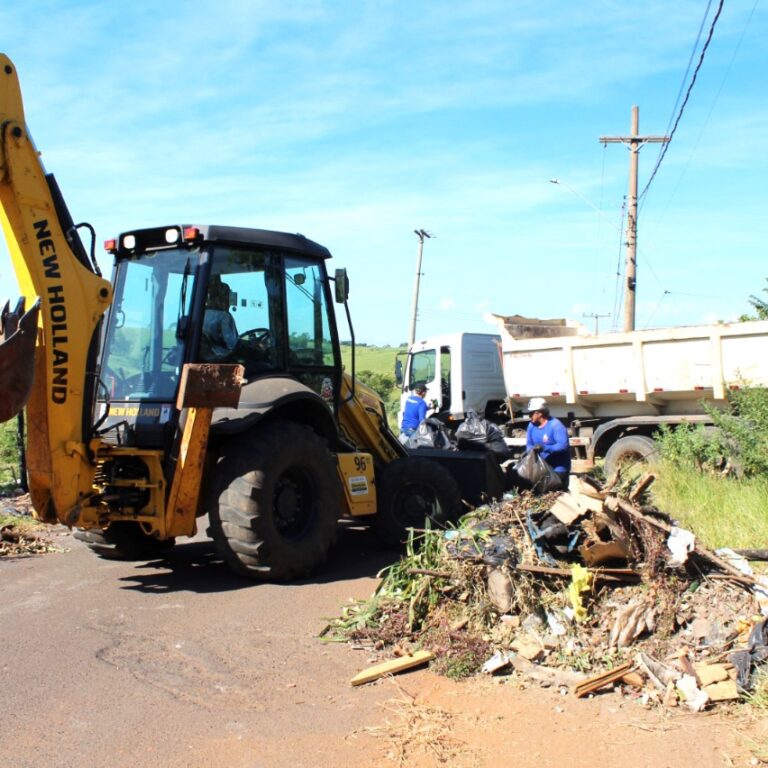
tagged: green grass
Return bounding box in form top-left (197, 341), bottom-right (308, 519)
top-left (341, 343), bottom-right (407, 430)
top-left (0, 420), bottom-right (21, 489)
top-left (340, 342), bottom-right (406, 378)
top-left (651, 460), bottom-right (768, 550)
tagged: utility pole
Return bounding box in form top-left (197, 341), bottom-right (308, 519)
top-left (408, 229), bottom-right (432, 347)
top-left (600, 106), bottom-right (669, 332)
top-left (582, 312), bottom-right (611, 335)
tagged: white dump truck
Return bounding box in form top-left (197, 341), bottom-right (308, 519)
top-left (396, 332), bottom-right (507, 427)
top-left (488, 314), bottom-right (768, 475)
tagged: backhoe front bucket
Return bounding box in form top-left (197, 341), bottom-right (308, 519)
top-left (0, 297), bottom-right (39, 422)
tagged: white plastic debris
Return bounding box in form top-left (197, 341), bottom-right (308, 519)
top-left (546, 610), bottom-right (568, 637)
top-left (676, 674), bottom-right (710, 712)
top-left (481, 650), bottom-right (514, 674)
top-left (667, 526), bottom-right (696, 566)
top-left (715, 547), bottom-right (753, 576)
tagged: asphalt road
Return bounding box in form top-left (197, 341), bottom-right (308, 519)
top-left (0, 520), bottom-right (398, 768)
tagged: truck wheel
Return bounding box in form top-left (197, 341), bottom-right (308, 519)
top-left (603, 435), bottom-right (659, 478)
top-left (74, 523), bottom-right (175, 560)
top-left (373, 457), bottom-right (463, 548)
top-left (207, 421), bottom-right (340, 581)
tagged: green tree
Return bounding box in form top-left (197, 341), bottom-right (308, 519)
top-left (740, 278), bottom-right (768, 321)
top-left (356, 370), bottom-right (396, 401)
top-left (657, 385), bottom-right (768, 477)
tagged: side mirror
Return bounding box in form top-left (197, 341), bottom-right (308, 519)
top-left (334, 268), bottom-right (349, 303)
top-left (394, 357), bottom-right (403, 387)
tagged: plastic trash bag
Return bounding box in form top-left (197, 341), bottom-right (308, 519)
top-left (514, 449), bottom-right (563, 493)
top-left (455, 410), bottom-right (509, 455)
top-left (406, 417), bottom-right (455, 450)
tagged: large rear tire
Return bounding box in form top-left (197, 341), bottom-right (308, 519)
top-left (373, 457), bottom-right (463, 548)
top-left (207, 421), bottom-right (340, 580)
top-left (603, 435), bottom-right (659, 479)
top-left (74, 522), bottom-right (175, 560)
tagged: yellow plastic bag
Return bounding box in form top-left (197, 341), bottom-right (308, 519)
top-left (568, 564), bottom-right (593, 623)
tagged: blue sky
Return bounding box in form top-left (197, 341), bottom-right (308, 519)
top-left (1, 0), bottom-right (766, 345)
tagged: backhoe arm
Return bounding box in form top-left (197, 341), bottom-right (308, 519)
top-left (0, 54), bottom-right (112, 522)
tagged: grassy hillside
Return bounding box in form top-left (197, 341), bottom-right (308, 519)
top-left (340, 343), bottom-right (407, 429)
top-left (340, 342), bottom-right (406, 378)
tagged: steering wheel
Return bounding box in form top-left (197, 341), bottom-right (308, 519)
top-left (238, 327), bottom-right (271, 346)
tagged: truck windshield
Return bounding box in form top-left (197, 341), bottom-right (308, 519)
top-left (409, 349), bottom-right (436, 389)
top-left (101, 248), bottom-right (195, 401)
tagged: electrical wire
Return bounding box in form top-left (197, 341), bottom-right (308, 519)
top-left (610, 198), bottom-right (627, 331)
top-left (643, 290), bottom-right (671, 329)
top-left (641, 0), bottom-right (759, 225)
top-left (638, 0), bottom-right (724, 202)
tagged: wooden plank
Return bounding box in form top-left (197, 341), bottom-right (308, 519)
top-left (350, 650), bottom-right (435, 686)
top-left (549, 494), bottom-right (586, 525)
top-left (573, 661), bottom-right (634, 698)
top-left (703, 679), bottom-right (739, 702)
top-left (515, 563), bottom-right (640, 583)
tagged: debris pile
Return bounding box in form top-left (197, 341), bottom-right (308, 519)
top-left (333, 473), bottom-right (768, 710)
top-left (0, 492), bottom-right (60, 556)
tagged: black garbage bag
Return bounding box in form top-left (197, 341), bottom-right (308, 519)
top-left (406, 417), bottom-right (455, 450)
top-left (455, 410), bottom-right (509, 455)
top-left (513, 449), bottom-right (562, 494)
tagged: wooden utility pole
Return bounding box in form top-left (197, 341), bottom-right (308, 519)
top-left (600, 106), bottom-right (669, 332)
top-left (408, 229), bottom-right (432, 347)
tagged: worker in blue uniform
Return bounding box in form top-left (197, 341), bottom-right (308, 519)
top-left (400, 384), bottom-right (428, 439)
top-left (525, 397), bottom-right (571, 490)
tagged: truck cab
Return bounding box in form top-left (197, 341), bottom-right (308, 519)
top-left (396, 332), bottom-right (506, 428)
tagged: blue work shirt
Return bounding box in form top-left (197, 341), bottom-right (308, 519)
top-left (401, 394), bottom-right (428, 431)
top-left (526, 417), bottom-right (571, 475)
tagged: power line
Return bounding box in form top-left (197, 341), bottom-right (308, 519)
top-left (663, 0), bottom-right (714, 141)
top-left (639, 0), bottom-right (725, 201)
top-left (641, 0), bottom-right (759, 226)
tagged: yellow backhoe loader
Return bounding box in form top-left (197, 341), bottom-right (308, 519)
top-left (1, 54), bottom-right (501, 578)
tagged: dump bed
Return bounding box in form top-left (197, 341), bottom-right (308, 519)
top-left (489, 315), bottom-right (768, 419)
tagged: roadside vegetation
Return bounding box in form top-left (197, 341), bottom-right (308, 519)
top-left (341, 342), bottom-right (405, 429)
top-left (652, 384), bottom-right (768, 549)
top-left (0, 419), bottom-right (21, 491)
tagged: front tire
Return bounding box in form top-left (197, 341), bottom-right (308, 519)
top-left (74, 522), bottom-right (175, 560)
top-left (373, 457), bottom-right (463, 548)
top-left (207, 421), bottom-right (340, 580)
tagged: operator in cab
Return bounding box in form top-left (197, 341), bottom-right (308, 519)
top-left (400, 384), bottom-right (428, 441)
top-left (525, 397), bottom-right (571, 490)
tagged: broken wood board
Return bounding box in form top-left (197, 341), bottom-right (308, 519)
top-left (510, 655), bottom-right (587, 688)
top-left (628, 472), bottom-right (656, 502)
top-left (350, 650), bottom-right (434, 686)
top-left (511, 637), bottom-right (544, 662)
top-left (515, 563), bottom-right (640, 583)
top-left (569, 475), bottom-right (607, 500)
top-left (550, 491), bottom-right (604, 525)
top-left (621, 671), bottom-right (645, 688)
top-left (693, 663), bottom-right (731, 687)
top-left (702, 679), bottom-right (740, 702)
top-left (573, 661), bottom-right (634, 698)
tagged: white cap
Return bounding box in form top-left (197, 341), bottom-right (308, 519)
top-left (525, 397), bottom-right (548, 413)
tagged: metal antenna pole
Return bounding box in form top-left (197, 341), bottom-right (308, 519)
top-left (408, 229), bottom-right (432, 347)
top-left (582, 311), bottom-right (611, 335)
